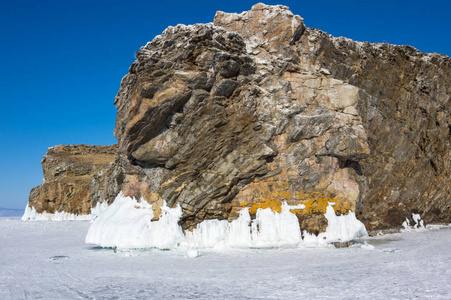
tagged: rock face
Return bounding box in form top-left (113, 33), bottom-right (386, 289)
top-left (300, 25), bottom-right (451, 231)
top-left (29, 144), bottom-right (117, 215)
top-left (29, 3), bottom-right (451, 234)
top-left (107, 3), bottom-right (372, 232)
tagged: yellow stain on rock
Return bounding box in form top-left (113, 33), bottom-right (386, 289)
top-left (233, 181), bottom-right (355, 216)
top-left (352, 65), bottom-right (363, 73)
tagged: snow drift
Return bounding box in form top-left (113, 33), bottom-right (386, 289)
top-left (21, 202), bottom-right (108, 221)
top-left (85, 192), bottom-right (368, 249)
top-left (85, 193), bottom-right (184, 249)
top-left (22, 205), bottom-right (92, 221)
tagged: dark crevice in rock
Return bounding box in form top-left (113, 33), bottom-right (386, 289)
top-left (339, 159), bottom-right (363, 176)
top-left (289, 23), bottom-right (306, 46)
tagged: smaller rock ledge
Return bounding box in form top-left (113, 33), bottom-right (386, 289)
top-left (28, 144), bottom-right (117, 215)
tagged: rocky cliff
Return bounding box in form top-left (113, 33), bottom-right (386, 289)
top-left (28, 144), bottom-right (117, 215)
top-left (29, 3), bottom-right (451, 234)
top-left (301, 29), bottom-right (451, 231)
top-left (100, 3), bottom-right (451, 233)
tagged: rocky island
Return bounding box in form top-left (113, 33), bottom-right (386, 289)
top-left (25, 4), bottom-right (451, 239)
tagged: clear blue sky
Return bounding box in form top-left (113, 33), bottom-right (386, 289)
top-left (1, 0), bottom-right (450, 209)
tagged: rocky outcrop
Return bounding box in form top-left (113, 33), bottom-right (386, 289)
top-left (29, 144), bottom-right (117, 215)
top-left (28, 3), bottom-right (451, 234)
top-left (296, 23), bottom-right (451, 231)
top-left (105, 3), bottom-right (372, 233)
top-left (105, 3), bottom-right (451, 233)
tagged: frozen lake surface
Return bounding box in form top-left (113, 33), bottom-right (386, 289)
top-left (1, 218), bottom-right (450, 299)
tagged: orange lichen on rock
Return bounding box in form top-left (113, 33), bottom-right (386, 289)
top-left (301, 196), bottom-right (354, 215)
top-left (352, 65), bottom-right (363, 73)
top-left (232, 179), bottom-right (355, 217)
top-left (240, 198), bottom-right (284, 214)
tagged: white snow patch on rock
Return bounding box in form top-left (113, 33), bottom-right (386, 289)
top-left (412, 213), bottom-right (425, 229)
top-left (402, 213), bottom-right (425, 231)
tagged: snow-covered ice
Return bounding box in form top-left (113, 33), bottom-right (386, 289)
top-left (86, 193), bottom-right (367, 250)
top-left (21, 204), bottom-right (92, 221)
top-left (21, 201), bottom-right (109, 221)
top-left (86, 194), bottom-right (184, 249)
top-left (10, 195), bottom-right (450, 298)
top-left (1, 218), bottom-right (451, 299)
top-left (402, 213), bottom-right (426, 231)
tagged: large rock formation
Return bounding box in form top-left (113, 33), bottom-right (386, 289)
top-left (95, 3), bottom-right (450, 233)
top-left (106, 3), bottom-right (374, 233)
top-left (28, 144), bottom-right (117, 215)
top-left (28, 4), bottom-right (451, 234)
top-left (298, 21), bottom-right (451, 231)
